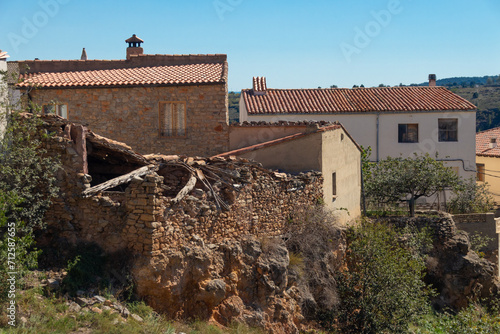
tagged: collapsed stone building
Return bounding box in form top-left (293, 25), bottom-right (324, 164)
top-left (39, 114), bottom-right (328, 333)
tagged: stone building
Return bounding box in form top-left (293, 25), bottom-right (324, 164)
top-left (37, 114), bottom-right (325, 332)
top-left (9, 35), bottom-right (229, 157)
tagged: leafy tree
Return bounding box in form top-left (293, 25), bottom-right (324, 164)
top-left (364, 154), bottom-right (460, 216)
top-left (335, 221), bottom-right (433, 333)
top-left (0, 71), bottom-right (60, 301)
top-left (447, 179), bottom-right (494, 214)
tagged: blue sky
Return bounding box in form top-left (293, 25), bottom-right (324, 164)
top-left (1, 0), bottom-right (499, 91)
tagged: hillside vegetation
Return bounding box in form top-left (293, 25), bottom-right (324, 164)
top-left (448, 85), bottom-right (500, 132)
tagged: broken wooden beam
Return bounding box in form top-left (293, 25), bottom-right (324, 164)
top-left (172, 174), bottom-right (197, 203)
top-left (82, 164), bottom-right (159, 197)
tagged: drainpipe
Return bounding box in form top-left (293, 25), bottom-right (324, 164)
top-left (376, 113), bottom-right (380, 162)
top-left (436, 158), bottom-right (476, 173)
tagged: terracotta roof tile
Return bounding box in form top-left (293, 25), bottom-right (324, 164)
top-left (242, 86), bottom-right (476, 114)
top-left (17, 63), bottom-right (225, 88)
top-left (476, 127), bottom-right (500, 157)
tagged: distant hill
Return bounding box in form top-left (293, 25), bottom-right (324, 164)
top-left (447, 85), bottom-right (500, 132)
top-left (228, 92), bottom-right (240, 124)
top-left (417, 75), bottom-right (500, 87)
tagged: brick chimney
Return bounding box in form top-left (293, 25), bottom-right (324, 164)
top-left (125, 34), bottom-right (144, 60)
top-left (252, 76), bottom-right (267, 96)
top-left (80, 48), bottom-right (87, 60)
top-left (490, 138), bottom-right (497, 149)
top-left (428, 74), bottom-right (436, 87)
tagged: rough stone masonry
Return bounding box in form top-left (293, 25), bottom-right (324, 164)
top-left (37, 114), bottom-right (324, 333)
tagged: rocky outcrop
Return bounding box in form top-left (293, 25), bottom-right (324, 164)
top-left (132, 237), bottom-right (307, 334)
top-left (382, 213), bottom-right (500, 311)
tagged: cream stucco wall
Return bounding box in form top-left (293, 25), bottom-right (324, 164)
top-left (244, 111), bottom-right (476, 180)
top-left (320, 129), bottom-right (361, 222)
top-left (476, 155), bottom-right (500, 204)
top-left (229, 125), bottom-right (309, 150)
top-left (235, 128), bottom-right (361, 224)
top-left (236, 133), bottom-right (322, 174)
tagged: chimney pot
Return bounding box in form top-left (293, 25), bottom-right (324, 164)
top-left (252, 76), bottom-right (267, 95)
top-left (429, 74), bottom-right (437, 87)
top-left (125, 34), bottom-right (144, 60)
top-left (80, 48), bottom-right (87, 61)
top-left (490, 138), bottom-right (497, 149)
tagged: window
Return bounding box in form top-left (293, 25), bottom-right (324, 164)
top-left (398, 124), bottom-right (418, 143)
top-left (332, 172), bottom-right (337, 201)
top-left (159, 102), bottom-right (186, 137)
top-left (476, 164), bottom-right (485, 182)
top-left (43, 104), bottom-right (67, 118)
top-left (438, 119), bottom-right (458, 142)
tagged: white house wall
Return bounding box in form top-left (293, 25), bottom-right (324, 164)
top-left (245, 111), bottom-right (476, 179)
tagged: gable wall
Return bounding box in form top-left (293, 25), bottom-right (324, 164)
top-left (320, 128), bottom-right (361, 222)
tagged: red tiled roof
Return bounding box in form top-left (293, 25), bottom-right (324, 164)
top-left (17, 63), bottom-right (225, 88)
top-left (242, 86), bottom-right (476, 114)
top-left (476, 127), bottom-right (500, 157)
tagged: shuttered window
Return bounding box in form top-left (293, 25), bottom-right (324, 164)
top-left (159, 102), bottom-right (186, 137)
top-left (43, 104), bottom-right (68, 118)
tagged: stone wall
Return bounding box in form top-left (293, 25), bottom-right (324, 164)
top-left (29, 83), bottom-right (229, 157)
top-left (453, 213), bottom-right (497, 252)
top-left (37, 116), bottom-right (325, 332)
top-left (39, 115), bottom-right (323, 254)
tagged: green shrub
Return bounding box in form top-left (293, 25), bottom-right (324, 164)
top-left (412, 302), bottom-right (500, 333)
top-left (334, 221), bottom-right (434, 333)
top-left (469, 232), bottom-right (494, 255)
top-left (61, 243), bottom-right (106, 295)
top-left (448, 179), bottom-right (494, 214)
top-left (0, 78), bottom-right (60, 303)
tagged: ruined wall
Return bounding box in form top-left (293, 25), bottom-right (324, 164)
top-left (30, 83), bottom-right (229, 157)
top-left (453, 213), bottom-right (497, 252)
top-left (39, 117), bottom-right (325, 333)
top-left (122, 164), bottom-right (322, 255)
top-left (40, 116), bottom-right (323, 255)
